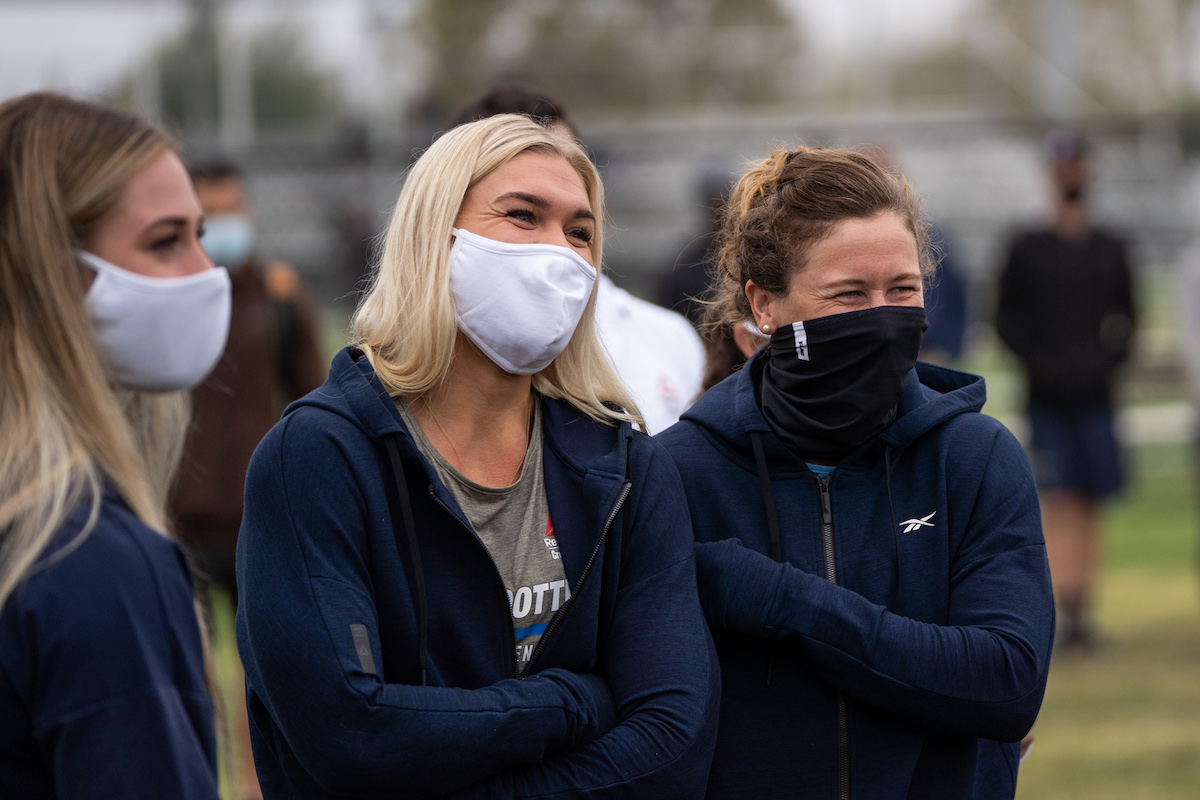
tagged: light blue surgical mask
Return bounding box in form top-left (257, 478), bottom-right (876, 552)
top-left (201, 214), bottom-right (256, 269)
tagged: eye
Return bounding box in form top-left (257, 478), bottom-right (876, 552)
top-left (150, 233), bottom-right (181, 253)
top-left (567, 226), bottom-right (593, 245)
top-left (505, 208), bottom-right (536, 224)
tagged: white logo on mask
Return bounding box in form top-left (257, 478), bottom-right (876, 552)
top-left (793, 321), bottom-right (809, 361)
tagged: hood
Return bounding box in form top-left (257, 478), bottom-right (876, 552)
top-left (286, 347), bottom-right (408, 443)
top-left (292, 347), bottom-right (633, 481)
top-left (678, 350), bottom-right (987, 471)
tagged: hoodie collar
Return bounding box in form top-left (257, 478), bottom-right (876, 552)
top-left (298, 347), bottom-right (631, 482)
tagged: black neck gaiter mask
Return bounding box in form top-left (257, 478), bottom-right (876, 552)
top-left (756, 305), bottom-right (928, 462)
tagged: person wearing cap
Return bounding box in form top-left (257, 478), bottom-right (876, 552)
top-left (995, 130), bottom-right (1136, 651)
top-left (172, 160), bottom-right (327, 799)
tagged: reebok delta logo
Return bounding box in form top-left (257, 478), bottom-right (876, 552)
top-left (544, 518), bottom-right (561, 560)
top-left (900, 511), bottom-right (936, 534)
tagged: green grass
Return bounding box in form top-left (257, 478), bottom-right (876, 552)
top-left (1016, 441), bottom-right (1200, 799)
top-left (1106, 444), bottom-right (1198, 570)
top-left (1016, 570), bottom-right (1200, 799)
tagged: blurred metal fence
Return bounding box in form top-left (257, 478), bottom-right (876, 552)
top-left (219, 109), bottom-right (1200, 308)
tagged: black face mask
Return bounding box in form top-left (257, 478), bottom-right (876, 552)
top-left (756, 305), bottom-right (928, 461)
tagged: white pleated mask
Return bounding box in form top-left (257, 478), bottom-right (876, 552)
top-left (449, 228), bottom-right (597, 375)
top-left (79, 251), bottom-right (232, 392)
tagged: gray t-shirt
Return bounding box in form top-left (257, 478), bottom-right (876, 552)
top-left (396, 397), bottom-right (569, 674)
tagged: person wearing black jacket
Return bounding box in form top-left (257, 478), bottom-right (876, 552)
top-left (995, 130), bottom-right (1136, 651)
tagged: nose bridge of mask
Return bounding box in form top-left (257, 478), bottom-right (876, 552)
top-left (451, 227), bottom-right (596, 278)
top-left (779, 306), bottom-right (926, 360)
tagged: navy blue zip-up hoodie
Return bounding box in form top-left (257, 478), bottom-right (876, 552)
top-left (0, 489), bottom-right (219, 798)
top-left (236, 347), bottom-right (720, 799)
top-left (656, 357), bottom-right (1054, 800)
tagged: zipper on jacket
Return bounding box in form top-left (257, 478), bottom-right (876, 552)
top-left (817, 474), bottom-right (837, 585)
top-left (525, 481), bottom-right (632, 674)
top-left (430, 491), bottom-right (520, 679)
top-left (816, 473), bottom-right (850, 800)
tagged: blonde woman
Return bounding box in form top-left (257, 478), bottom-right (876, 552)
top-left (0, 93), bottom-right (226, 797)
top-left (235, 115), bottom-right (720, 798)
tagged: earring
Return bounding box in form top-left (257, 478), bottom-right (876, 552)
top-left (761, 324), bottom-right (772, 334)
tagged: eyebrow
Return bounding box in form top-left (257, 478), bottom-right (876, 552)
top-left (820, 272), bottom-right (922, 289)
top-left (144, 216), bottom-right (191, 230)
top-left (494, 191), bottom-right (595, 222)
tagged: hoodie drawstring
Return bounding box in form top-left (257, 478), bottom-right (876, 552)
top-left (884, 444), bottom-right (904, 616)
top-left (384, 437), bottom-right (429, 686)
top-left (749, 431), bottom-right (781, 686)
top-left (620, 440), bottom-right (634, 574)
top-left (749, 432), bottom-right (783, 563)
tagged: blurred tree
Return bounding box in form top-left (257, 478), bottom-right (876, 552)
top-left (969, 0), bottom-right (1181, 121)
top-left (116, 25), bottom-right (341, 139)
top-left (411, 0), bottom-right (804, 123)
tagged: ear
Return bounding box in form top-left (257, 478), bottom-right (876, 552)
top-left (745, 280), bottom-right (777, 332)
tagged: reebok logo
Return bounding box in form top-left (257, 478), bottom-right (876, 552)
top-left (544, 517), bottom-right (561, 560)
top-left (900, 512), bottom-right (936, 534)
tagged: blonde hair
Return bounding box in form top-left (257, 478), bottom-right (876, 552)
top-left (707, 145), bottom-right (933, 336)
top-left (354, 114), bottom-right (641, 427)
top-left (0, 93), bottom-right (190, 611)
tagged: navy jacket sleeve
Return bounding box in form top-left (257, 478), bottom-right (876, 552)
top-left (0, 499), bottom-right (218, 799)
top-left (699, 425), bottom-right (1053, 742)
top-left (497, 438), bottom-right (721, 798)
top-left (237, 412), bottom-right (624, 798)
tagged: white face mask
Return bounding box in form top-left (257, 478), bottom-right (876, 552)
top-left (449, 228), bottom-right (597, 375)
top-left (79, 251), bottom-right (232, 392)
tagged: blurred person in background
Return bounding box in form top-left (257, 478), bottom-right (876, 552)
top-left (658, 145), bottom-right (1053, 799)
top-left (657, 172), bottom-right (730, 328)
top-left (452, 86), bottom-right (705, 433)
top-left (0, 92), bottom-right (223, 798)
top-left (996, 130), bottom-right (1136, 652)
top-left (920, 225), bottom-right (970, 366)
top-left (1176, 237), bottom-right (1200, 582)
top-left (450, 83), bottom-right (576, 138)
top-left (172, 160), bottom-right (327, 799)
top-left (172, 160), bottom-right (326, 604)
top-left (235, 114), bottom-right (719, 798)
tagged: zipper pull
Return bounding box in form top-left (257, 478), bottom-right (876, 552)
top-left (818, 474), bottom-right (833, 526)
